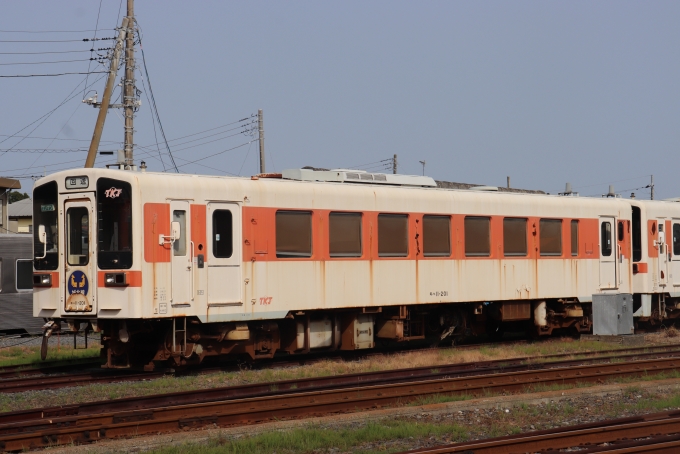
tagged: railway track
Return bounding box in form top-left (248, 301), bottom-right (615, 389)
top-left (2, 347), bottom-right (680, 450)
top-left (0, 341), bottom-right (673, 394)
top-left (400, 409), bottom-right (680, 453)
top-left (0, 358), bottom-right (100, 381)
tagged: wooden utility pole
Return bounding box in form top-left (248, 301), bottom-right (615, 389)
top-left (393, 154), bottom-right (397, 174)
top-left (651, 175), bottom-right (655, 200)
top-left (258, 109), bottom-right (265, 174)
top-left (123, 0), bottom-right (136, 166)
top-left (84, 17), bottom-right (128, 168)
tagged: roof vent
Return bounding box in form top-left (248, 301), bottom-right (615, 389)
top-left (281, 168), bottom-right (437, 187)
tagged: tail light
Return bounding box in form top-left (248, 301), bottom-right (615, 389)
top-left (105, 272), bottom-right (128, 287)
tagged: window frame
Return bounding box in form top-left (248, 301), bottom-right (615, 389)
top-left (15, 259), bottom-right (33, 292)
top-left (97, 177), bottom-right (133, 270)
top-left (276, 210), bottom-right (313, 258)
top-left (329, 212), bottom-right (363, 258)
top-left (378, 213), bottom-right (409, 258)
top-left (539, 218), bottom-right (563, 257)
top-left (503, 217), bottom-right (527, 257)
top-left (422, 215), bottom-right (451, 258)
top-left (464, 216), bottom-right (491, 257)
top-left (172, 209), bottom-right (187, 257)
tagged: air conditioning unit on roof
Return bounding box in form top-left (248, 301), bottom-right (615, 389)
top-left (281, 168), bottom-right (437, 187)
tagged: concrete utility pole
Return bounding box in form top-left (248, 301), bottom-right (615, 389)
top-left (651, 175), bottom-right (655, 200)
top-left (419, 160), bottom-right (426, 176)
top-left (258, 109), bottom-right (265, 174)
top-left (393, 154), bottom-right (397, 174)
top-left (84, 17), bottom-right (128, 168)
top-left (507, 176), bottom-right (510, 189)
top-left (123, 0), bottom-right (136, 166)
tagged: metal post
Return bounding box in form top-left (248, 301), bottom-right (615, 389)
top-left (258, 109), bottom-right (265, 174)
top-left (84, 17), bottom-right (129, 168)
top-left (393, 154), bottom-right (397, 174)
top-left (419, 160), bottom-right (426, 176)
top-left (651, 175), bottom-right (655, 200)
top-left (507, 176), bottom-right (510, 189)
top-left (123, 0), bottom-right (135, 167)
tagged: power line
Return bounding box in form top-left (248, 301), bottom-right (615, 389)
top-left (0, 29), bottom-right (104, 33)
top-left (0, 71), bottom-right (108, 78)
top-left (137, 22), bottom-right (177, 172)
top-left (137, 116), bottom-right (256, 148)
top-left (0, 72), bottom-right (106, 156)
top-left (0, 58), bottom-right (104, 66)
top-left (0, 49), bottom-right (93, 55)
top-left (84, 0), bottom-right (104, 98)
top-left (0, 38), bottom-right (114, 43)
top-left (174, 141), bottom-right (256, 170)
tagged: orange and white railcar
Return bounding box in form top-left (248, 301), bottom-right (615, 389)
top-left (628, 199), bottom-right (680, 324)
top-left (33, 167), bottom-right (636, 368)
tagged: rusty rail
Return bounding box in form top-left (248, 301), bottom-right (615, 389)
top-left (401, 410), bottom-right (680, 453)
top-left (0, 358), bottom-right (100, 380)
top-left (2, 354), bottom-right (680, 450)
top-left (1, 344), bottom-right (679, 427)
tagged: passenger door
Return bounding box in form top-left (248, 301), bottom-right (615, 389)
top-left (64, 198), bottom-right (96, 314)
top-left (207, 203), bottom-right (242, 313)
top-left (599, 217), bottom-right (617, 289)
top-left (658, 218), bottom-right (669, 287)
top-left (672, 221), bottom-right (680, 287)
top-left (170, 200), bottom-right (192, 306)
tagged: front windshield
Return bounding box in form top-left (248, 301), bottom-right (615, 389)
top-left (33, 181), bottom-right (59, 270)
top-left (97, 177), bottom-right (132, 269)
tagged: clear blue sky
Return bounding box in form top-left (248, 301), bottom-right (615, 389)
top-left (1, 1), bottom-right (679, 199)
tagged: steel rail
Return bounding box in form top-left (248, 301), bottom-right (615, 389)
top-left (0, 358), bottom-right (100, 380)
top-left (400, 411), bottom-right (680, 453)
top-left (1, 345), bottom-right (679, 428)
top-left (0, 370), bottom-right (163, 393)
top-left (2, 355), bottom-right (680, 450)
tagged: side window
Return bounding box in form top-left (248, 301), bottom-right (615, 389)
top-left (172, 210), bottom-right (187, 256)
top-left (0, 258), bottom-right (2, 292)
top-left (378, 214), bottom-right (408, 257)
top-left (618, 221), bottom-right (624, 242)
top-left (503, 218), bottom-right (527, 256)
top-left (423, 215), bottom-right (451, 257)
top-left (540, 219), bottom-right (562, 256)
top-left (16, 259), bottom-right (33, 291)
top-left (212, 210), bottom-right (233, 258)
top-left (329, 212), bottom-right (362, 257)
top-left (632, 206), bottom-right (642, 262)
top-left (601, 222), bottom-right (612, 257)
top-left (673, 223), bottom-right (680, 256)
top-left (465, 216), bottom-right (490, 257)
top-left (276, 211), bottom-right (312, 258)
top-left (571, 220), bottom-right (579, 256)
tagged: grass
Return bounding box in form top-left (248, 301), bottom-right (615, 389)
top-left (0, 343), bottom-right (100, 368)
top-left (150, 420), bottom-right (468, 454)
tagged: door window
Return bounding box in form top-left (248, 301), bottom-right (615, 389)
top-left (212, 209), bottom-right (233, 258)
top-left (173, 210), bottom-right (187, 256)
top-left (673, 224), bottom-right (680, 256)
top-left (571, 220), bottom-right (579, 256)
top-left (601, 222), bottom-right (612, 257)
top-left (67, 207), bottom-right (89, 266)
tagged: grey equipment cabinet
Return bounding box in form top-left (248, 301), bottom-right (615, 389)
top-left (592, 293), bottom-right (634, 336)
